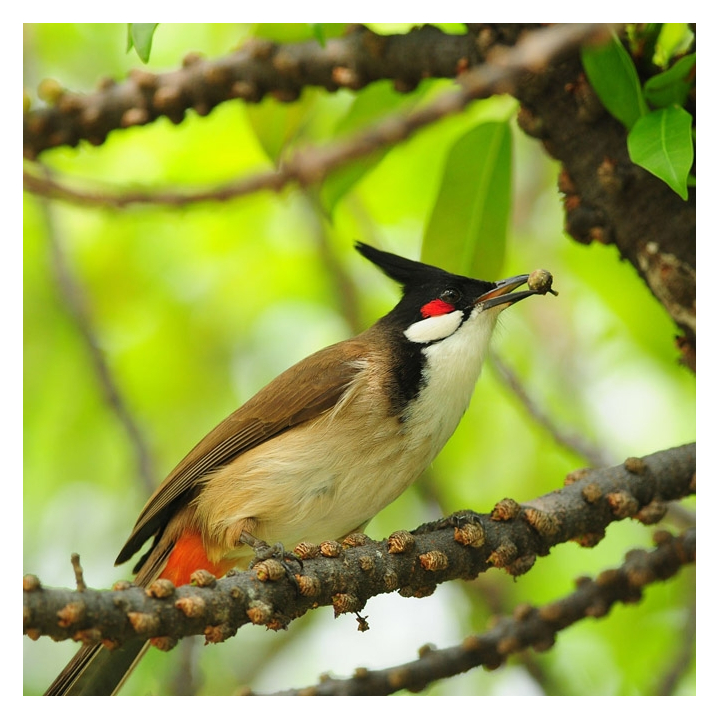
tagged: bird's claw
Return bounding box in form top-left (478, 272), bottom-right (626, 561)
top-left (249, 541), bottom-right (303, 589)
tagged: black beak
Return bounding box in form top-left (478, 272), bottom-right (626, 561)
top-left (475, 274), bottom-right (537, 310)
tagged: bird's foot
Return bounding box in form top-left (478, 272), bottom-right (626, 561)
top-left (240, 532), bottom-right (303, 588)
top-left (250, 541), bottom-right (303, 571)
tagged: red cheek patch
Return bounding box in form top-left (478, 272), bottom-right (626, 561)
top-left (421, 299), bottom-right (455, 318)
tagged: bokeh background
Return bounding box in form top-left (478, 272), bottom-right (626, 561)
top-left (23, 24), bottom-right (696, 695)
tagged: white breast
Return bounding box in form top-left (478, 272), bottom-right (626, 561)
top-left (403, 304), bottom-right (500, 456)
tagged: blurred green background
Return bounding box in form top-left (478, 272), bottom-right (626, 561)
top-left (23, 24), bottom-right (696, 695)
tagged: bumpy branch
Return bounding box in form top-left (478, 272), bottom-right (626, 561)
top-left (24, 443), bottom-right (694, 648)
top-left (23, 24), bottom-right (608, 209)
top-left (23, 25), bottom-right (481, 159)
top-left (477, 23), bottom-right (697, 370)
top-left (272, 528), bottom-right (695, 695)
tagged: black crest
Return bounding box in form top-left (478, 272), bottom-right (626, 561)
top-left (355, 242), bottom-right (450, 290)
top-left (355, 242), bottom-right (497, 320)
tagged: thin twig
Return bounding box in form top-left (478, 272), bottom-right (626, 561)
top-left (39, 186), bottom-right (157, 495)
top-left (70, 554), bottom-right (87, 592)
top-left (655, 599), bottom-right (696, 695)
top-left (490, 350), bottom-right (613, 467)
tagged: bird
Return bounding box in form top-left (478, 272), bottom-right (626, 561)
top-left (45, 241), bottom-right (553, 695)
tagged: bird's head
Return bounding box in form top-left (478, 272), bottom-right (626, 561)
top-left (355, 242), bottom-right (546, 347)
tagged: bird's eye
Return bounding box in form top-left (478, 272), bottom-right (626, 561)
top-left (440, 288), bottom-right (461, 304)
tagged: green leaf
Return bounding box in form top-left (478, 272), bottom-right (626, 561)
top-left (421, 121), bottom-right (512, 280)
top-left (627, 106), bottom-right (693, 199)
top-left (127, 23), bottom-right (159, 64)
top-left (643, 53), bottom-right (695, 108)
top-left (653, 23), bottom-right (694, 67)
top-left (581, 34), bottom-right (648, 129)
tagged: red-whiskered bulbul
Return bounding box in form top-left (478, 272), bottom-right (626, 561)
top-left (45, 242), bottom-right (553, 695)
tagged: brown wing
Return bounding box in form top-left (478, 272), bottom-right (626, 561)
top-left (115, 337), bottom-right (369, 566)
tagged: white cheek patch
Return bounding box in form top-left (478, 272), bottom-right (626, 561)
top-left (404, 310), bottom-right (463, 344)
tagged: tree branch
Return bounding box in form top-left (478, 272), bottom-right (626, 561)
top-left (24, 23), bottom-right (694, 370)
top-left (23, 24), bottom-right (610, 208)
top-left (23, 25), bottom-right (481, 159)
top-left (488, 22), bottom-right (696, 369)
top-left (270, 528), bottom-right (695, 695)
top-left (24, 443), bottom-right (694, 648)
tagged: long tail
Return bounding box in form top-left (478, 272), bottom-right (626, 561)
top-left (44, 639), bottom-right (149, 695)
top-left (44, 529), bottom-right (236, 696)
